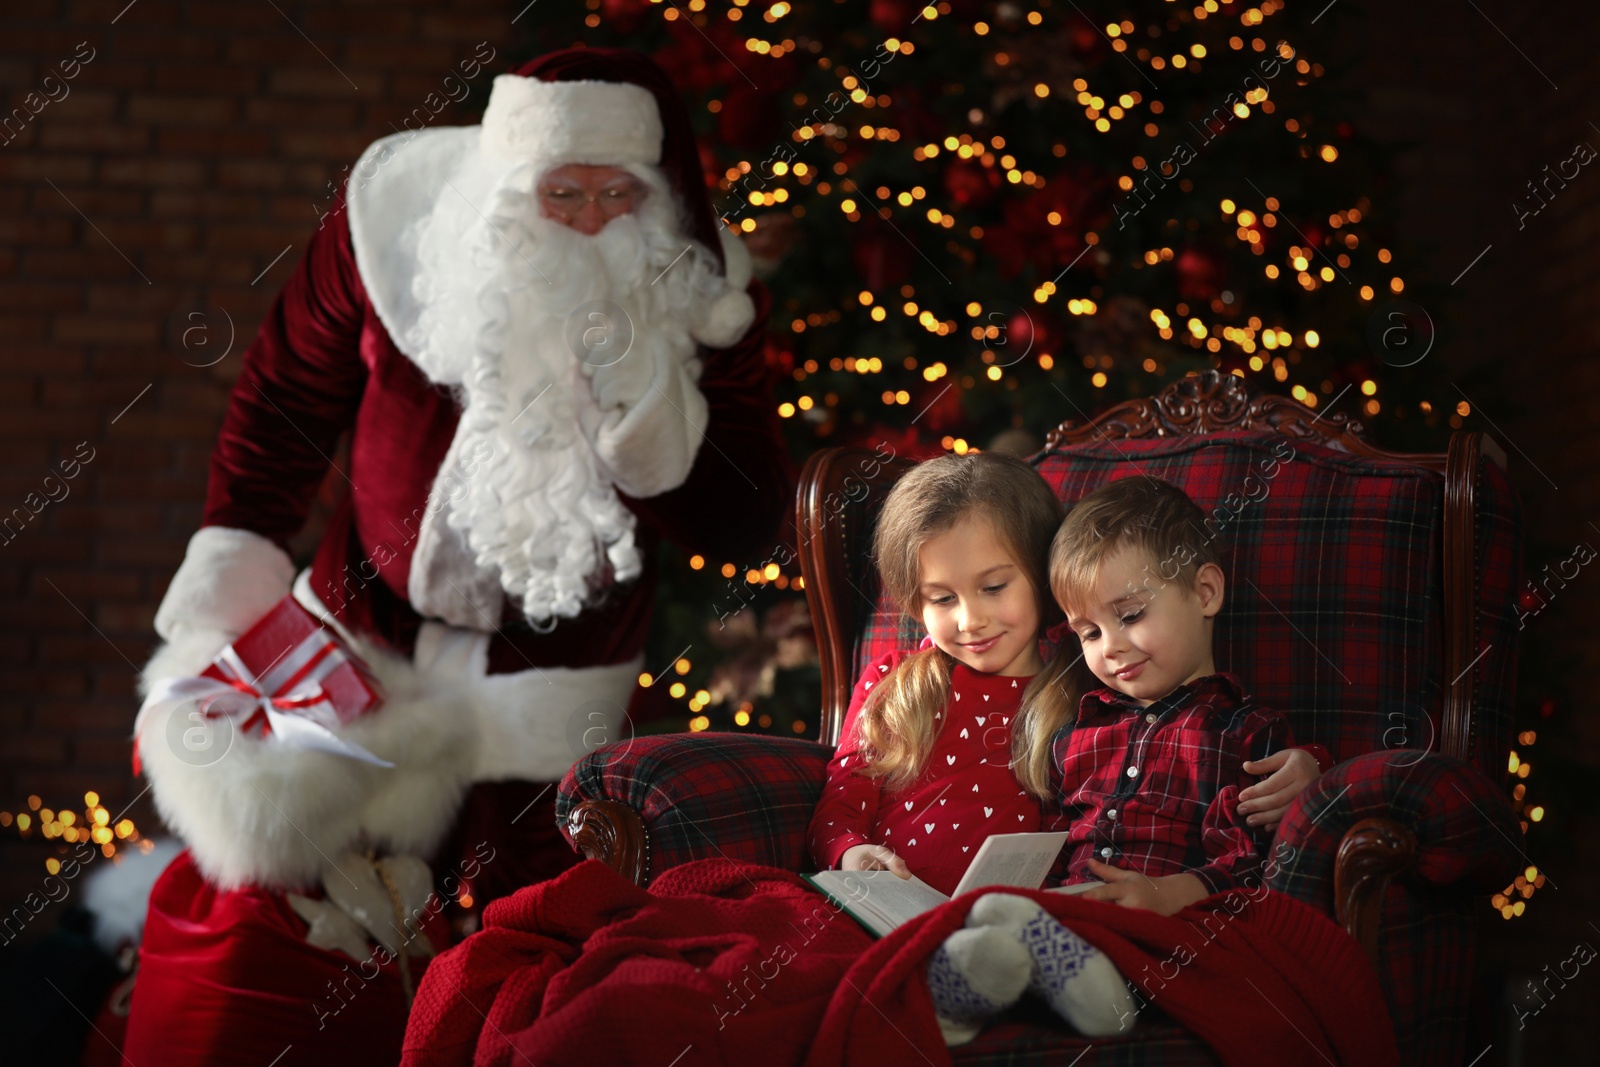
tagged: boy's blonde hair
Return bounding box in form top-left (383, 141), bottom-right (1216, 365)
top-left (858, 452), bottom-right (1080, 797)
top-left (1049, 477), bottom-right (1220, 619)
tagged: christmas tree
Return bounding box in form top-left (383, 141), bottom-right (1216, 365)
top-left (509, 0), bottom-right (1464, 739)
top-left (517, 4), bottom-right (1563, 915)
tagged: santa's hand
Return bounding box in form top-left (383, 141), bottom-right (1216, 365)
top-left (583, 343), bottom-right (656, 413)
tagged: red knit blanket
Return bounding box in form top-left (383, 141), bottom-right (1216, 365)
top-left (402, 859), bottom-right (1396, 1067)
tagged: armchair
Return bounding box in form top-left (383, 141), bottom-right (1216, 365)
top-left (558, 371), bottom-right (1527, 1065)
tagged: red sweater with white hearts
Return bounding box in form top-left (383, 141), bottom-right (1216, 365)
top-left (806, 650), bottom-right (1040, 896)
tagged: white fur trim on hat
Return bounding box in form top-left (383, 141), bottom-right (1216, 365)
top-left (480, 75), bottom-right (663, 166)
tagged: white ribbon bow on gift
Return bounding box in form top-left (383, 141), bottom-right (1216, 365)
top-left (135, 634), bottom-right (393, 768)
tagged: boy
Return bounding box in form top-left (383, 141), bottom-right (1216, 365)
top-left (1048, 475), bottom-right (1325, 915)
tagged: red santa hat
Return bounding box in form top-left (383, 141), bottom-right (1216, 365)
top-left (480, 48), bottom-right (754, 347)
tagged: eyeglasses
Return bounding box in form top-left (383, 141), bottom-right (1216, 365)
top-left (538, 181), bottom-right (648, 221)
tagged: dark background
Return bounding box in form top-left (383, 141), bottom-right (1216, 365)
top-left (0, 1), bottom-right (1595, 1061)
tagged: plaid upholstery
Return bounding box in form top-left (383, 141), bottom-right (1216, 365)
top-left (556, 733), bottom-right (832, 885)
top-left (856, 431), bottom-right (1521, 781)
top-left (1268, 750), bottom-right (1524, 1066)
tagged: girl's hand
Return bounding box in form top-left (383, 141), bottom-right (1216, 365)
top-left (840, 843), bottom-right (912, 879)
top-left (1238, 749), bottom-right (1322, 831)
top-left (1079, 860), bottom-right (1208, 916)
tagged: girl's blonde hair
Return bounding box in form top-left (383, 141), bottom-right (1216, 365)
top-left (856, 452), bottom-right (1083, 797)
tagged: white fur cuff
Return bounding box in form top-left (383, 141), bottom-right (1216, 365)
top-left (153, 527), bottom-right (295, 643)
top-left (595, 360), bottom-right (708, 499)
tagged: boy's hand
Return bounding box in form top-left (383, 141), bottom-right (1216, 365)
top-left (840, 843), bottom-right (911, 879)
top-left (1079, 860), bottom-right (1208, 916)
top-left (1238, 749), bottom-right (1322, 830)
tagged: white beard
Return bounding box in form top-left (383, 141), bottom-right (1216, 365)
top-left (402, 160), bottom-right (723, 626)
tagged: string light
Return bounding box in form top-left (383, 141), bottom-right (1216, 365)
top-left (3, 791), bottom-right (148, 869)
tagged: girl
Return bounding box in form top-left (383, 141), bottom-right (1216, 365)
top-left (806, 451), bottom-right (1080, 896)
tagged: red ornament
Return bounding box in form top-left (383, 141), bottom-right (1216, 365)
top-left (869, 0), bottom-right (917, 33)
top-left (852, 222), bottom-right (914, 291)
top-left (717, 87), bottom-right (782, 149)
top-left (982, 224), bottom-right (1029, 281)
top-left (919, 381), bottom-right (966, 432)
top-left (986, 166), bottom-right (1110, 278)
top-left (764, 339), bottom-right (795, 379)
top-left (848, 423), bottom-right (944, 462)
top-left (888, 85), bottom-right (945, 144)
top-left (1063, 14), bottom-right (1105, 58)
top-left (944, 160), bottom-right (998, 209)
top-left (997, 308), bottom-right (1062, 360)
top-left (1538, 697), bottom-right (1557, 719)
top-left (654, 19), bottom-right (748, 95)
top-left (1174, 245), bottom-right (1226, 303)
top-left (698, 142), bottom-right (721, 192)
top-left (600, 0), bottom-right (648, 34)
top-left (1518, 589), bottom-right (1544, 613)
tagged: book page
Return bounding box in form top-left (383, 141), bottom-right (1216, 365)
top-left (1044, 880), bottom-right (1105, 896)
top-left (950, 831), bottom-right (1070, 898)
top-left (804, 870), bottom-right (950, 938)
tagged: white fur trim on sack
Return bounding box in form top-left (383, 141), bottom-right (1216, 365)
top-left (479, 75), bottom-right (663, 166)
top-left (134, 622), bottom-right (478, 892)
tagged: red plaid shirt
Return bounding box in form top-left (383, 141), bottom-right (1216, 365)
top-left (1046, 672), bottom-right (1293, 894)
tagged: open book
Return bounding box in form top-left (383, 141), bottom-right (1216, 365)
top-left (802, 831), bottom-right (1101, 938)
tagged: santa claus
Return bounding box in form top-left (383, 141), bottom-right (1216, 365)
top-left (121, 48), bottom-right (790, 1065)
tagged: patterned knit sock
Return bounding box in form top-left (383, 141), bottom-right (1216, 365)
top-left (967, 892), bottom-right (1137, 1038)
top-left (924, 924), bottom-right (1034, 1045)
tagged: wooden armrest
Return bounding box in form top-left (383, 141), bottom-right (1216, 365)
top-left (567, 799), bottom-right (649, 887)
top-left (1333, 816), bottom-right (1418, 965)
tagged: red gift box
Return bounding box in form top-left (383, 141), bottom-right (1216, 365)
top-left (204, 596), bottom-right (383, 736)
top-left (134, 596), bottom-right (389, 774)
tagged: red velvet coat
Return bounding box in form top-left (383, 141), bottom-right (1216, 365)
top-left (202, 203), bottom-right (793, 675)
